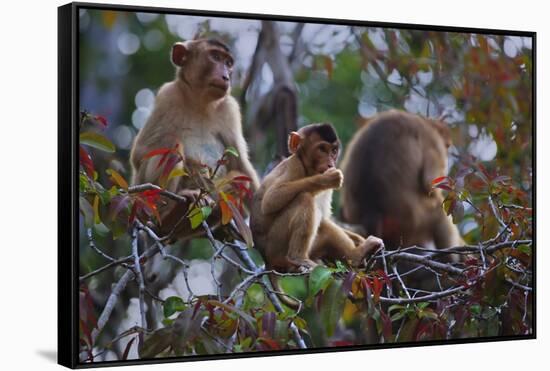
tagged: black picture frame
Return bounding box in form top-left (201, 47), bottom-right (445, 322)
top-left (58, 2), bottom-right (536, 368)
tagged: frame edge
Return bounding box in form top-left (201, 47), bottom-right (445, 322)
top-left (58, 2), bottom-right (78, 369)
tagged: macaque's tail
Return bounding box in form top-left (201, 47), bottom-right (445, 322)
top-left (268, 273), bottom-right (301, 310)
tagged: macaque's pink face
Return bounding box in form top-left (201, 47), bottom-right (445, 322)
top-left (171, 40), bottom-right (234, 101)
top-left (202, 47), bottom-right (234, 99)
top-left (310, 139), bottom-right (340, 174)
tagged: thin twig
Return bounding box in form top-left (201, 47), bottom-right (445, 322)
top-left (91, 270), bottom-right (134, 344)
top-left (127, 183), bottom-right (189, 203)
top-left (387, 252), bottom-right (464, 276)
top-left (380, 245), bottom-right (394, 297)
top-left (505, 278), bottom-right (532, 292)
top-left (79, 255), bottom-right (133, 282)
top-left (131, 226), bottom-right (148, 350)
top-left (135, 220), bottom-right (195, 301)
top-left (392, 265), bottom-right (411, 299)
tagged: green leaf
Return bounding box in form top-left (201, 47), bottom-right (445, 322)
top-left (168, 167), bottom-right (188, 181)
top-left (224, 146), bottom-right (239, 158)
top-left (80, 131), bottom-right (116, 153)
top-left (309, 266), bottom-right (333, 297)
top-left (279, 276), bottom-right (308, 302)
top-left (163, 296), bottom-right (186, 318)
top-left (417, 302), bottom-right (430, 310)
top-left (92, 195), bottom-right (101, 225)
top-left (320, 280), bottom-right (346, 337)
top-left (201, 206), bottom-right (212, 219)
top-left (332, 260), bottom-right (348, 273)
top-left (245, 283), bottom-right (265, 308)
top-left (470, 304), bottom-right (481, 316)
top-left (79, 197), bottom-right (94, 228)
top-left (293, 316), bottom-right (307, 330)
top-left (79, 173), bottom-right (90, 193)
top-left (189, 206), bottom-right (204, 229)
top-left (517, 244), bottom-right (532, 256)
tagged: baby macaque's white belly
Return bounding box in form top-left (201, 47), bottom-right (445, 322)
top-left (313, 190), bottom-right (333, 231)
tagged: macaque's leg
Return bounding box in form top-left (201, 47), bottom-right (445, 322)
top-left (311, 220), bottom-right (383, 266)
top-left (432, 211), bottom-right (464, 264)
top-left (433, 211), bottom-right (463, 249)
top-left (283, 193), bottom-right (318, 271)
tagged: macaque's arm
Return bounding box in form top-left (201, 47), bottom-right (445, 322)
top-left (261, 175), bottom-right (325, 215)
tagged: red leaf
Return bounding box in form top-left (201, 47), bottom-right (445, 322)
top-left (192, 300), bottom-right (202, 319)
top-left (140, 189), bottom-right (162, 201)
top-left (414, 320), bottom-right (433, 341)
top-left (379, 309), bottom-right (393, 339)
top-left (372, 276), bottom-right (383, 302)
top-left (159, 154), bottom-right (182, 185)
top-left (258, 337), bottom-right (280, 350)
top-left (431, 176), bottom-right (448, 185)
top-left (79, 145), bottom-right (95, 177)
top-left (155, 152), bottom-right (170, 171)
top-left (94, 115), bottom-right (108, 127)
top-left (128, 201), bottom-right (139, 225)
top-left (143, 147), bottom-right (172, 160)
top-left (232, 175), bottom-right (252, 182)
top-left (225, 200), bottom-right (254, 247)
top-left (435, 184), bottom-right (453, 191)
top-left (139, 196), bottom-right (161, 225)
top-left (376, 269), bottom-right (392, 287)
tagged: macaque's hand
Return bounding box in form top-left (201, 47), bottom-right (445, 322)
top-left (361, 235), bottom-right (384, 257)
top-left (320, 168), bottom-right (344, 189)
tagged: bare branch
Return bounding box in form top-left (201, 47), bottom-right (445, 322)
top-left (385, 251), bottom-right (464, 276)
top-left (91, 270), bottom-right (135, 345)
top-left (131, 226), bottom-right (148, 350)
top-left (79, 255), bottom-right (133, 282)
top-left (127, 183), bottom-right (190, 203)
top-left (505, 278), bottom-right (532, 292)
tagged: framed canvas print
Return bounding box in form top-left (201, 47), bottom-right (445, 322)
top-left (58, 2), bottom-right (536, 368)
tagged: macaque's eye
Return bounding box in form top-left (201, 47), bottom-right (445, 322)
top-left (211, 51), bottom-right (222, 62)
top-left (225, 59), bottom-right (234, 68)
top-left (331, 148), bottom-right (338, 156)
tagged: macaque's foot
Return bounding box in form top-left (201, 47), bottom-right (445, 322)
top-left (359, 236), bottom-right (384, 259)
top-left (288, 258), bottom-right (318, 273)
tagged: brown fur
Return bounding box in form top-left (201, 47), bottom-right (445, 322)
top-left (340, 110), bottom-right (463, 288)
top-left (130, 39), bottom-right (259, 241)
top-left (251, 123), bottom-right (383, 307)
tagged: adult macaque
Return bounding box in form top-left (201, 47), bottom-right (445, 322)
top-left (130, 38), bottom-right (259, 241)
top-left (340, 110), bottom-right (463, 286)
top-left (251, 123), bottom-right (383, 275)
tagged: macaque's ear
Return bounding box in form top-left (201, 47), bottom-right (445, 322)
top-left (171, 42), bottom-right (188, 67)
top-left (288, 131), bottom-right (303, 154)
